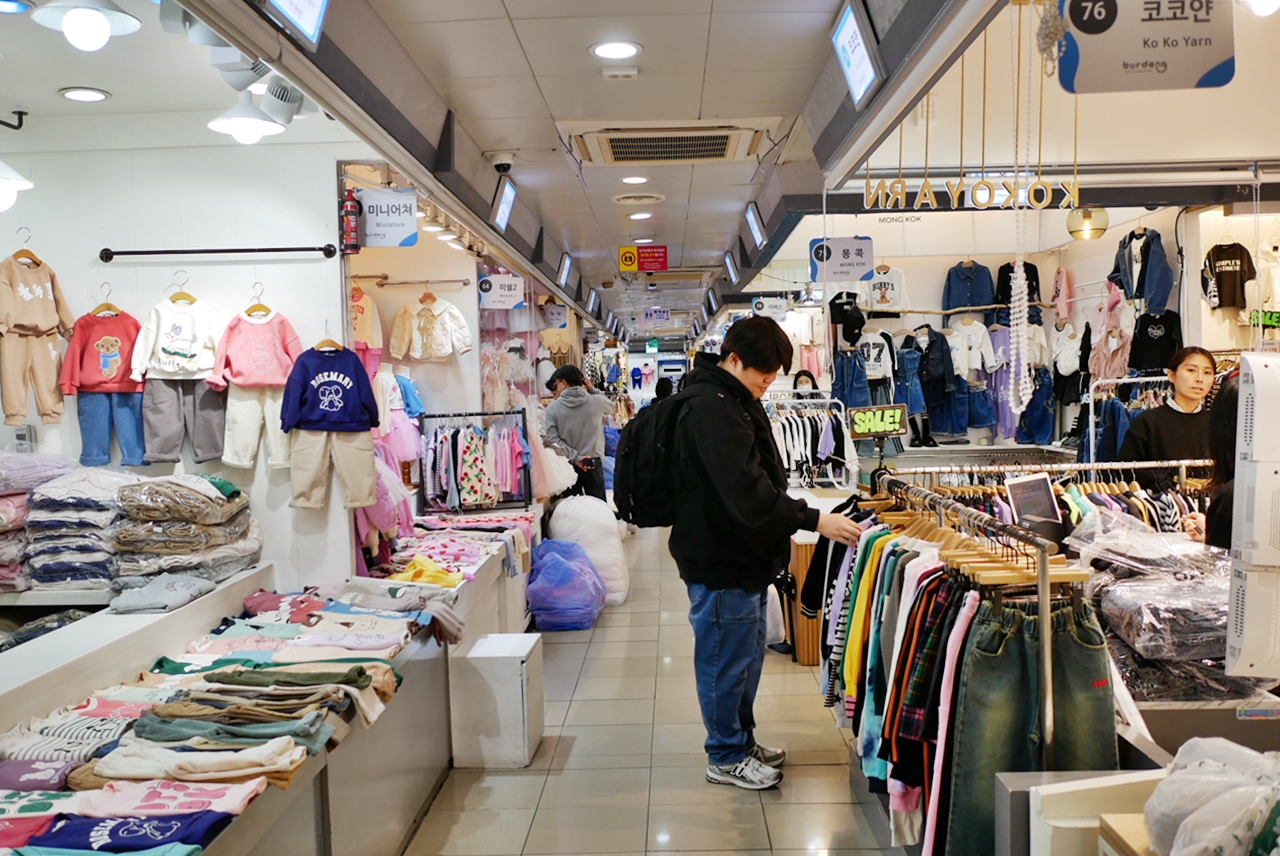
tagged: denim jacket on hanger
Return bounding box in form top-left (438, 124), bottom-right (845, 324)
top-left (1107, 228), bottom-right (1175, 316)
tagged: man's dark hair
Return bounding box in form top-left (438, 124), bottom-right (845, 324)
top-left (654, 377), bottom-right (673, 399)
top-left (546, 364), bottom-right (586, 392)
top-left (1208, 372), bottom-right (1238, 495)
top-left (720, 315), bottom-right (793, 374)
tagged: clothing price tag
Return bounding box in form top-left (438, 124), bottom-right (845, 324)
top-left (478, 275), bottom-right (524, 310)
top-left (847, 404), bottom-right (907, 439)
top-left (810, 237), bottom-right (874, 283)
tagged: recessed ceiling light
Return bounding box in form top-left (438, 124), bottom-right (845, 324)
top-left (59, 86), bottom-right (110, 102)
top-left (447, 240), bottom-right (466, 250)
top-left (0, 1), bottom-right (31, 13)
top-left (634, 238), bottom-right (654, 244)
top-left (629, 212), bottom-right (653, 221)
top-left (590, 41), bottom-right (641, 59)
top-left (621, 176), bottom-right (648, 185)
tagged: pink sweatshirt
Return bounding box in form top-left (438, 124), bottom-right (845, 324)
top-left (207, 311), bottom-right (303, 390)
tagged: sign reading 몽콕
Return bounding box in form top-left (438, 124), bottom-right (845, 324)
top-left (1058, 0), bottom-right (1234, 94)
top-left (751, 296), bottom-right (788, 320)
top-left (619, 245), bottom-right (668, 272)
top-left (810, 237), bottom-right (874, 283)
top-left (643, 308), bottom-right (671, 323)
top-left (543, 304), bottom-right (568, 329)
top-left (478, 274), bottom-right (524, 309)
top-left (847, 404), bottom-right (907, 439)
top-left (356, 189), bottom-right (418, 248)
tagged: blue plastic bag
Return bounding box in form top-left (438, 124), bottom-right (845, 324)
top-left (603, 456), bottom-right (615, 490)
top-left (604, 426), bottom-right (621, 457)
top-left (528, 539), bottom-right (607, 631)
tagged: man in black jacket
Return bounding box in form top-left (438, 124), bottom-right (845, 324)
top-left (672, 316), bottom-right (861, 790)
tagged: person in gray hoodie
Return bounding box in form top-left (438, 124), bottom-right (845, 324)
top-left (544, 364), bottom-right (614, 501)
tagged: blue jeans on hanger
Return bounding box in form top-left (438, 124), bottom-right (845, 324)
top-left (967, 383), bottom-right (997, 429)
top-left (894, 349), bottom-right (927, 415)
top-left (833, 351), bottom-right (872, 409)
top-left (932, 374), bottom-right (969, 435)
top-left (686, 583), bottom-right (767, 766)
top-left (1016, 368), bottom-right (1055, 445)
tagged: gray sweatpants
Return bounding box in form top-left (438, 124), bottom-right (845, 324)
top-left (142, 378), bottom-right (227, 464)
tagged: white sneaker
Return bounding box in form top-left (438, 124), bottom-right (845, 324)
top-left (749, 743), bottom-right (786, 768)
top-left (706, 756), bottom-right (783, 790)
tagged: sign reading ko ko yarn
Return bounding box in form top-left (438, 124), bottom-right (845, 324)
top-left (356, 189), bottom-right (418, 247)
top-left (1058, 0), bottom-right (1234, 94)
top-left (810, 237), bottom-right (874, 283)
top-left (478, 274), bottom-right (524, 309)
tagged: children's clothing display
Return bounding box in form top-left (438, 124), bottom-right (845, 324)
top-left (864, 267), bottom-right (909, 313)
top-left (941, 262), bottom-right (995, 327)
top-left (422, 421), bottom-right (529, 511)
top-left (994, 261), bottom-right (1042, 326)
top-left (208, 311), bottom-right (303, 470)
top-left (829, 290), bottom-right (867, 344)
top-left (60, 312), bottom-right (147, 467)
top-left (1110, 228), bottom-right (1176, 315)
top-left (856, 329), bottom-right (896, 380)
top-left (389, 298), bottom-right (472, 362)
top-left (1128, 311), bottom-right (1183, 374)
top-left (1201, 241), bottom-right (1257, 310)
top-left (0, 255), bottom-right (75, 426)
top-left (372, 365), bottom-right (421, 466)
top-left (130, 301), bottom-right (218, 382)
top-left (347, 287), bottom-right (383, 380)
top-left (282, 348), bottom-right (378, 509)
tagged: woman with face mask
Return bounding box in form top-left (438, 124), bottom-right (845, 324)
top-left (792, 369), bottom-right (821, 400)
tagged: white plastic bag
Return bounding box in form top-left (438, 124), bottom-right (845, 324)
top-left (766, 585), bottom-right (785, 646)
top-left (1170, 782), bottom-right (1280, 856)
top-left (550, 495), bottom-right (630, 606)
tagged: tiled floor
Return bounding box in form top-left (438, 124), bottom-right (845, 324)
top-left (407, 528), bottom-right (884, 856)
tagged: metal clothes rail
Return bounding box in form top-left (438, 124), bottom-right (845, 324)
top-left (419, 409), bottom-right (532, 513)
top-left (887, 458), bottom-right (1213, 491)
top-left (1086, 376), bottom-right (1176, 465)
top-left (99, 244), bottom-right (337, 263)
top-left (764, 395), bottom-right (854, 490)
top-left (876, 473), bottom-right (1064, 768)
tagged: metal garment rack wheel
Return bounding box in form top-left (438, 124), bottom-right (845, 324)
top-left (99, 245), bottom-right (338, 263)
top-left (875, 473), bottom-right (1061, 769)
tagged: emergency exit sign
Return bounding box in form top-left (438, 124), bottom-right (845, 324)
top-left (619, 245), bottom-right (668, 272)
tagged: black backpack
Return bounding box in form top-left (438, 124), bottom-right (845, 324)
top-left (614, 389), bottom-right (706, 527)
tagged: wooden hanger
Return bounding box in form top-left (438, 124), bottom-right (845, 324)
top-left (90, 282), bottom-right (121, 317)
top-left (1133, 226), bottom-right (1146, 236)
top-left (875, 264), bottom-right (892, 274)
top-left (961, 259), bottom-right (976, 269)
top-left (167, 271), bottom-right (196, 304)
top-left (419, 288), bottom-right (437, 304)
top-left (245, 282), bottom-right (271, 317)
top-left (12, 227), bottom-right (40, 267)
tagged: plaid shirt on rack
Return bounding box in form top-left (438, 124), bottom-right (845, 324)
top-left (896, 577), bottom-right (958, 742)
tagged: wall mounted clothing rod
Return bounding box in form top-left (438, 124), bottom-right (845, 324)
top-left (99, 244), bottom-right (338, 263)
top-left (350, 274), bottom-right (471, 287)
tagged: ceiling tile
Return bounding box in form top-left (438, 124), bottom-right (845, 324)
top-left (506, 0), bottom-right (711, 16)
top-left (510, 15), bottom-right (711, 77)
top-left (394, 20), bottom-right (533, 81)
top-left (537, 74), bottom-right (704, 121)
top-left (706, 12), bottom-right (837, 71)
top-left (690, 162), bottom-right (766, 187)
top-left (435, 77), bottom-right (551, 122)
top-left (700, 69), bottom-right (819, 119)
top-left (687, 185), bottom-right (757, 219)
top-left (368, 0), bottom-right (508, 24)
top-left (713, 0), bottom-right (843, 10)
top-left (458, 116), bottom-right (562, 156)
top-left (579, 164), bottom-right (695, 194)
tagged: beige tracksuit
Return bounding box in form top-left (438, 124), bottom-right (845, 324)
top-left (0, 256), bottom-right (74, 425)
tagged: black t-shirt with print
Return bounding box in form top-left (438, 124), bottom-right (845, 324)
top-left (1128, 311), bottom-right (1183, 374)
top-left (1202, 243), bottom-right (1257, 309)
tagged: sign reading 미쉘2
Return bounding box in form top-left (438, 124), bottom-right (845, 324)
top-left (848, 404), bottom-right (907, 439)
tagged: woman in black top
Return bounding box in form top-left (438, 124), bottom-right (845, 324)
top-left (793, 370), bottom-right (822, 399)
top-left (1118, 347), bottom-right (1216, 479)
top-left (1199, 372), bottom-right (1238, 550)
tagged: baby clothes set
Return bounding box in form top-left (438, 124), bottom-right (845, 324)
top-left (59, 312), bottom-right (147, 467)
top-left (208, 311), bottom-right (303, 470)
top-left (131, 300), bottom-right (225, 464)
top-left (389, 298), bottom-right (472, 362)
top-left (282, 348), bottom-right (379, 509)
top-left (0, 255), bottom-right (75, 427)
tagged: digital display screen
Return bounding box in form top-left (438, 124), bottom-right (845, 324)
top-left (831, 1), bottom-right (887, 111)
top-left (724, 251), bottom-right (739, 286)
top-left (556, 254), bottom-right (573, 287)
top-left (1006, 473), bottom-right (1063, 525)
top-left (259, 0), bottom-right (330, 52)
top-left (491, 176), bottom-right (517, 233)
top-left (746, 202), bottom-right (767, 249)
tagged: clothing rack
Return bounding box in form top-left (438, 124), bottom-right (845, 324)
top-left (418, 408), bottom-right (532, 513)
top-left (765, 395), bottom-right (855, 489)
top-left (1086, 375), bottom-right (1177, 465)
top-left (99, 244), bottom-right (338, 263)
top-left (887, 458), bottom-right (1213, 491)
top-left (350, 274), bottom-right (472, 287)
top-left (875, 473), bottom-right (1063, 767)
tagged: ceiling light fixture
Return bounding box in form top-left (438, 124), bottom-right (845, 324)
top-left (1250, 0), bottom-right (1280, 15)
top-left (0, 158), bottom-right (34, 212)
top-left (423, 211), bottom-right (445, 233)
top-left (31, 0), bottom-right (141, 51)
top-left (0, 1), bottom-right (32, 12)
top-left (447, 240), bottom-right (465, 251)
top-left (260, 75), bottom-right (302, 125)
top-left (634, 238), bottom-right (654, 244)
top-left (207, 90), bottom-right (285, 145)
top-left (59, 86), bottom-right (110, 102)
top-left (590, 41), bottom-right (641, 59)
top-left (218, 59), bottom-right (271, 93)
top-left (1066, 207), bottom-right (1110, 241)
top-left (621, 176), bottom-right (648, 185)
top-left (436, 228), bottom-right (459, 241)
top-left (629, 212), bottom-right (652, 221)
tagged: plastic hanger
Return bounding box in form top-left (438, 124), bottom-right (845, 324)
top-left (90, 282), bottom-right (121, 317)
top-left (351, 283), bottom-right (364, 299)
top-left (12, 227), bottom-right (40, 267)
top-left (315, 320), bottom-right (343, 351)
top-left (167, 271), bottom-right (196, 304)
top-left (245, 282), bottom-right (271, 317)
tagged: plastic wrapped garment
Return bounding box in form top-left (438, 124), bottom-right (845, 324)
top-left (1100, 572), bottom-right (1229, 661)
top-left (0, 610), bottom-right (91, 652)
top-left (1066, 505), bottom-right (1228, 579)
top-left (118, 476), bottom-right (249, 525)
top-left (0, 494), bottom-right (27, 532)
top-left (1108, 634), bottom-right (1277, 702)
top-left (0, 452), bottom-right (71, 497)
top-left (528, 539), bottom-right (606, 631)
top-left (114, 508), bottom-right (252, 555)
top-left (29, 468), bottom-right (141, 512)
top-left (1145, 738), bottom-right (1280, 856)
top-left (115, 521), bottom-right (263, 581)
top-left (549, 496), bottom-right (630, 606)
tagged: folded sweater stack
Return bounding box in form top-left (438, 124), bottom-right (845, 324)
top-left (24, 470), bottom-right (144, 590)
top-left (0, 453), bottom-right (69, 594)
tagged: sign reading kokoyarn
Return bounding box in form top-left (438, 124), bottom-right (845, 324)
top-left (848, 404), bottom-right (907, 439)
top-left (861, 177), bottom-right (1082, 212)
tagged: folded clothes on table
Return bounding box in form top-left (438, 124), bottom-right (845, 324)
top-left (0, 788), bottom-right (83, 817)
top-left (0, 452), bottom-right (72, 496)
top-left (186, 678), bottom-right (385, 728)
top-left (0, 531), bottom-right (25, 565)
top-left (26, 808), bottom-right (232, 852)
top-left (24, 535), bottom-right (111, 557)
top-left (109, 574), bottom-right (216, 614)
top-left (0, 562), bottom-right (27, 593)
top-left (387, 555), bottom-right (466, 588)
top-left (272, 644), bottom-right (402, 664)
top-left (25, 508), bottom-right (118, 531)
top-left (0, 725), bottom-right (116, 764)
top-left (116, 522), bottom-right (262, 582)
top-left (131, 710), bottom-right (334, 755)
top-left (241, 590), bottom-right (328, 624)
top-left (114, 509), bottom-right (251, 555)
top-left (0, 760), bottom-right (83, 791)
top-left (93, 734), bottom-right (307, 784)
top-left (149, 698), bottom-right (328, 724)
top-left (0, 494), bottom-right (28, 532)
top-left (77, 776), bottom-right (267, 817)
top-left (26, 552), bottom-right (115, 577)
top-left (203, 666), bottom-right (372, 690)
top-left (118, 475), bottom-right (249, 525)
top-left (65, 698), bottom-right (159, 719)
top-left (28, 468), bottom-right (142, 511)
top-left (208, 618), bottom-right (302, 640)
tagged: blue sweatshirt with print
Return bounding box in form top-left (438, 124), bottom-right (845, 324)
top-left (281, 348), bottom-right (380, 433)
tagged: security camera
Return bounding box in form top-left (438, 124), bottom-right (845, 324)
top-left (490, 152), bottom-right (515, 174)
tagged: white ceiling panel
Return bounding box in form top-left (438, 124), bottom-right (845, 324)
top-left (536, 75), bottom-right (704, 121)
top-left (434, 77), bottom-right (550, 123)
top-left (506, 0), bottom-right (712, 17)
top-left (368, 0), bottom-right (508, 24)
top-left (460, 116), bottom-right (562, 156)
top-left (686, 185), bottom-right (758, 219)
top-left (701, 70), bottom-right (821, 120)
top-left (714, 0), bottom-right (843, 11)
top-left (706, 12), bottom-right (837, 72)
top-left (395, 20), bottom-right (534, 81)
top-left (580, 165), bottom-right (695, 194)
top-left (691, 162), bottom-right (766, 187)
top-left (510, 15), bottom-right (711, 77)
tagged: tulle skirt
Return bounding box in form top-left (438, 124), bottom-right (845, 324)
top-left (382, 408), bottom-right (422, 465)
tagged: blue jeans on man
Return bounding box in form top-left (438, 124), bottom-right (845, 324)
top-left (686, 583), bottom-right (767, 766)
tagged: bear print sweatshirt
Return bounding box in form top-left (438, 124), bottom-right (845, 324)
top-left (59, 312), bottom-right (146, 395)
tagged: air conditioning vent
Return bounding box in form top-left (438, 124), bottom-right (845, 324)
top-left (609, 133), bottom-right (731, 163)
top-left (612, 193), bottom-right (666, 206)
top-left (568, 123), bottom-right (770, 166)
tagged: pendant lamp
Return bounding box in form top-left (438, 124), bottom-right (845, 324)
top-left (30, 0), bottom-right (141, 52)
top-left (0, 158), bottom-right (34, 212)
top-left (1249, 0), bottom-right (1280, 15)
top-left (207, 90), bottom-right (285, 145)
top-left (1067, 207), bottom-right (1109, 241)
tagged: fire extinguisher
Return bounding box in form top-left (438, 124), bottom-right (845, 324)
top-left (340, 189), bottom-right (362, 255)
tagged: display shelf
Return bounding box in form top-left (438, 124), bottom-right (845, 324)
top-left (0, 588), bottom-right (114, 606)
